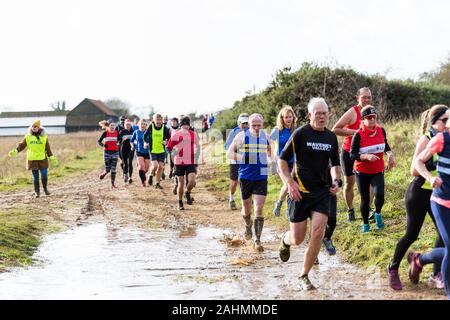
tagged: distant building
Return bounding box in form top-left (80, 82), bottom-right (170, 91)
top-left (0, 98), bottom-right (119, 136)
top-left (0, 111), bottom-right (68, 136)
top-left (66, 98), bottom-right (118, 132)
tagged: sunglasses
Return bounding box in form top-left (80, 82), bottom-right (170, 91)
top-left (364, 115), bottom-right (377, 121)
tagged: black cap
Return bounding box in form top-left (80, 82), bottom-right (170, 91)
top-left (361, 107), bottom-right (377, 118)
top-left (120, 115), bottom-right (126, 121)
top-left (180, 117), bottom-right (190, 126)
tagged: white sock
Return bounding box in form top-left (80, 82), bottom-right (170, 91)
top-left (229, 194), bottom-right (235, 202)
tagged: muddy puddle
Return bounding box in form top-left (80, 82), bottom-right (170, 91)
top-left (0, 223), bottom-right (443, 300)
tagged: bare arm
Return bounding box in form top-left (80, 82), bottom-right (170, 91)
top-left (414, 147), bottom-right (442, 188)
top-left (411, 136), bottom-right (429, 176)
top-left (332, 108), bottom-right (357, 137)
top-left (226, 133), bottom-right (244, 162)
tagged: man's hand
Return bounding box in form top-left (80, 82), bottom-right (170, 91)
top-left (387, 154), bottom-right (395, 170)
top-left (330, 180), bottom-right (339, 196)
top-left (287, 180), bottom-right (302, 201)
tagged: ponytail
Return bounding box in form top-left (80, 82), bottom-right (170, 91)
top-left (420, 109), bottom-right (431, 135)
top-left (99, 120), bottom-right (109, 130)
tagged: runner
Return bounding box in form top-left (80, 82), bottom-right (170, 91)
top-left (98, 120), bottom-right (120, 189)
top-left (130, 119), bottom-right (150, 187)
top-left (168, 117), bottom-right (179, 181)
top-left (224, 113), bottom-right (249, 210)
top-left (322, 166), bottom-right (342, 256)
top-left (387, 105), bottom-right (447, 290)
top-left (227, 113), bottom-right (271, 252)
top-left (271, 105), bottom-right (297, 217)
top-left (8, 120), bottom-right (58, 197)
top-left (332, 87), bottom-right (374, 221)
top-left (132, 116), bottom-right (140, 131)
top-left (118, 119), bottom-right (135, 184)
top-left (414, 107), bottom-right (450, 299)
top-left (350, 106), bottom-right (395, 233)
top-left (167, 116), bottom-right (200, 210)
top-left (144, 114), bottom-right (171, 189)
top-left (277, 97), bottom-right (340, 290)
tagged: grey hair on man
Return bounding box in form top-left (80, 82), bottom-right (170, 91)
top-left (307, 97), bottom-right (329, 114)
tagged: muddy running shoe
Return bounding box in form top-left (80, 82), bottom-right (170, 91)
top-left (254, 240), bottom-right (264, 252)
top-left (374, 213), bottom-right (385, 230)
top-left (361, 223), bottom-right (370, 233)
top-left (178, 200), bottom-right (184, 211)
top-left (155, 183), bottom-right (163, 190)
top-left (229, 200), bottom-right (237, 210)
top-left (99, 171), bottom-right (107, 180)
top-left (347, 208), bottom-right (355, 222)
top-left (141, 181), bottom-right (146, 187)
top-left (273, 200), bottom-right (283, 217)
top-left (172, 184), bottom-right (178, 195)
top-left (185, 192), bottom-right (193, 205)
top-left (298, 275), bottom-right (316, 291)
top-left (322, 238), bottom-right (336, 256)
top-left (148, 175), bottom-right (153, 186)
top-left (128, 177), bottom-right (133, 184)
top-left (123, 173), bottom-right (128, 183)
top-left (427, 272), bottom-right (445, 289)
top-left (279, 238), bottom-right (290, 262)
top-left (369, 207), bottom-right (375, 221)
top-left (387, 266), bottom-right (403, 291)
top-left (407, 251), bottom-right (423, 284)
top-left (314, 257), bottom-right (320, 265)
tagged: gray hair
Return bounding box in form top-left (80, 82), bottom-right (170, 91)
top-left (249, 113), bottom-right (264, 123)
top-left (307, 97), bottom-right (329, 114)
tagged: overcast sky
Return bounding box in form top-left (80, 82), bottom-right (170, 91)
top-left (0, 0), bottom-right (449, 116)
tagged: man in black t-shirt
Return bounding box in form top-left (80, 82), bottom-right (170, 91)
top-left (277, 97), bottom-right (341, 291)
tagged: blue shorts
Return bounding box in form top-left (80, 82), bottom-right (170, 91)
top-left (151, 153), bottom-right (166, 162)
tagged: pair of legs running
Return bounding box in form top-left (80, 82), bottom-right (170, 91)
top-left (137, 155), bottom-right (150, 187)
top-left (176, 167), bottom-right (197, 210)
top-left (100, 151), bottom-right (119, 187)
top-left (32, 168), bottom-right (50, 197)
top-left (149, 159), bottom-right (165, 188)
top-left (242, 194), bottom-right (265, 252)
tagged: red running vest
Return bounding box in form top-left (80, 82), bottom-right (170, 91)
top-left (342, 105), bottom-right (362, 152)
top-left (104, 130), bottom-right (119, 152)
top-left (354, 126), bottom-right (385, 174)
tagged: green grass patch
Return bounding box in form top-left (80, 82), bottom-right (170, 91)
top-left (0, 209), bottom-right (61, 271)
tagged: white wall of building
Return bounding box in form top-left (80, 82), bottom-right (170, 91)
top-left (0, 116), bottom-right (66, 136)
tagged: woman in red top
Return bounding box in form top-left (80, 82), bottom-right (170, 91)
top-left (350, 106), bottom-right (395, 233)
top-left (98, 120), bottom-right (120, 189)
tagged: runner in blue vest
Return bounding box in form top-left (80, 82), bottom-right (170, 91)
top-left (227, 113), bottom-right (272, 252)
top-left (271, 105), bottom-right (297, 217)
top-left (130, 119), bottom-right (150, 187)
top-left (224, 113), bottom-right (249, 210)
top-left (413, 105), bottom-right (450, 299)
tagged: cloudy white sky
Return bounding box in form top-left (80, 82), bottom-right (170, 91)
top-left (0, 0), bottom-right (449, 116)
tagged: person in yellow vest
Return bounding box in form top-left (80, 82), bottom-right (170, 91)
top-left (144, 113), bottom-right (171, 189)
top-left (8, 120), bottom-right (58, 197)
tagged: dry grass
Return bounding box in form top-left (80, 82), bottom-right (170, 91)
top-left (0, 131), bottom-right (103, 189)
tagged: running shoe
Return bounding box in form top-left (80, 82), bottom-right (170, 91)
top-left (387, 266), bottom-right (403, 291)
top-left (185, 192), bottom-right (193, 205)
top-left (148, 175), bottom-right (153, 186)
top-left (254, 240), bottom-right (264, 252)
top-left (99, 171), bottom-right (107, 180)
top-left (347, 208), bottom-right (355, 222)
top-left (172, 184), bottom-right (178, 195)
top-left (374, 213), bottom-right (385, 230)
top-left (427, 272), bottom-right (445, 289)
top-left (361, 223), bottom-right (370, 233)
top-left (155, 183), bottom-right (163, 190)
top-left (229, 200), bottom-right (237, 210)
top-left (161, 172), bottom-right (165, 180)
top-left (273, 200), bottom-right (283, 217)
top-left (111, 183), bottom-right (118, 189)
top-left (298, 275), bottom-right (316, 291)
top-left (314, 257), bottom-right (320, 265)
top-left (322, 238), bottom-right (336, 256)
top-left (141, 182), bottom-right (146, 187)
top-left (407, 251), bottom-right (423, 284)
top-left (369, 207), bottom-right (375, 221)
top-left (279, 238), bottom-right (290, 262)
top-left (123, 173), bottom-right (128, 183)
top-left (178, 201), bottom-right (184, 211)
top-left (128, 178), bottom-right (133, 184)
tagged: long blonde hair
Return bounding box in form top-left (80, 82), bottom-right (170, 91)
top-left (98, 120), bottom-right (109, 130)
top-left (420, 105), bottom-right (449, 134)
top-left (276, 105), bottom-right (297, 133)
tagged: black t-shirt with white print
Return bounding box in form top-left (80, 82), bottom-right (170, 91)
top-left (280, 123), bottom-right (340, 193)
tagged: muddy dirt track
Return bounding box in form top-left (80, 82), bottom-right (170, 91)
top-left (0, 162), bottom-right (446, 300)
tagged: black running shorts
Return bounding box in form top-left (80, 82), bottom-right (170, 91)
top-left (151, 153), bottom-right (166, 162)
top-left (239, 179), bottom-right (268, 200)
top-left (230, 164), bottom-right (239, 181)
top-left (174, 164), bottom-right (197, 176)
top-left (136, 151), bottom-right (150, 160)
top-left (287, 188), bottom-right (331, 223)
top-left (340, 149), bottom-right (355, 177)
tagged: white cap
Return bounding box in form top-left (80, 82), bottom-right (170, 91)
top-left (237, 113), bottom-right (249, 124)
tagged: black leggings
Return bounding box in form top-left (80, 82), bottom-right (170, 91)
top-left (121, 147), bottom-right (134, 177)
top-left (390, 177), bottom-right (444, 273)
top-left (355, 172), bottom-right (384, 224)
top-left (325, 194), bottom-right (337, 240)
